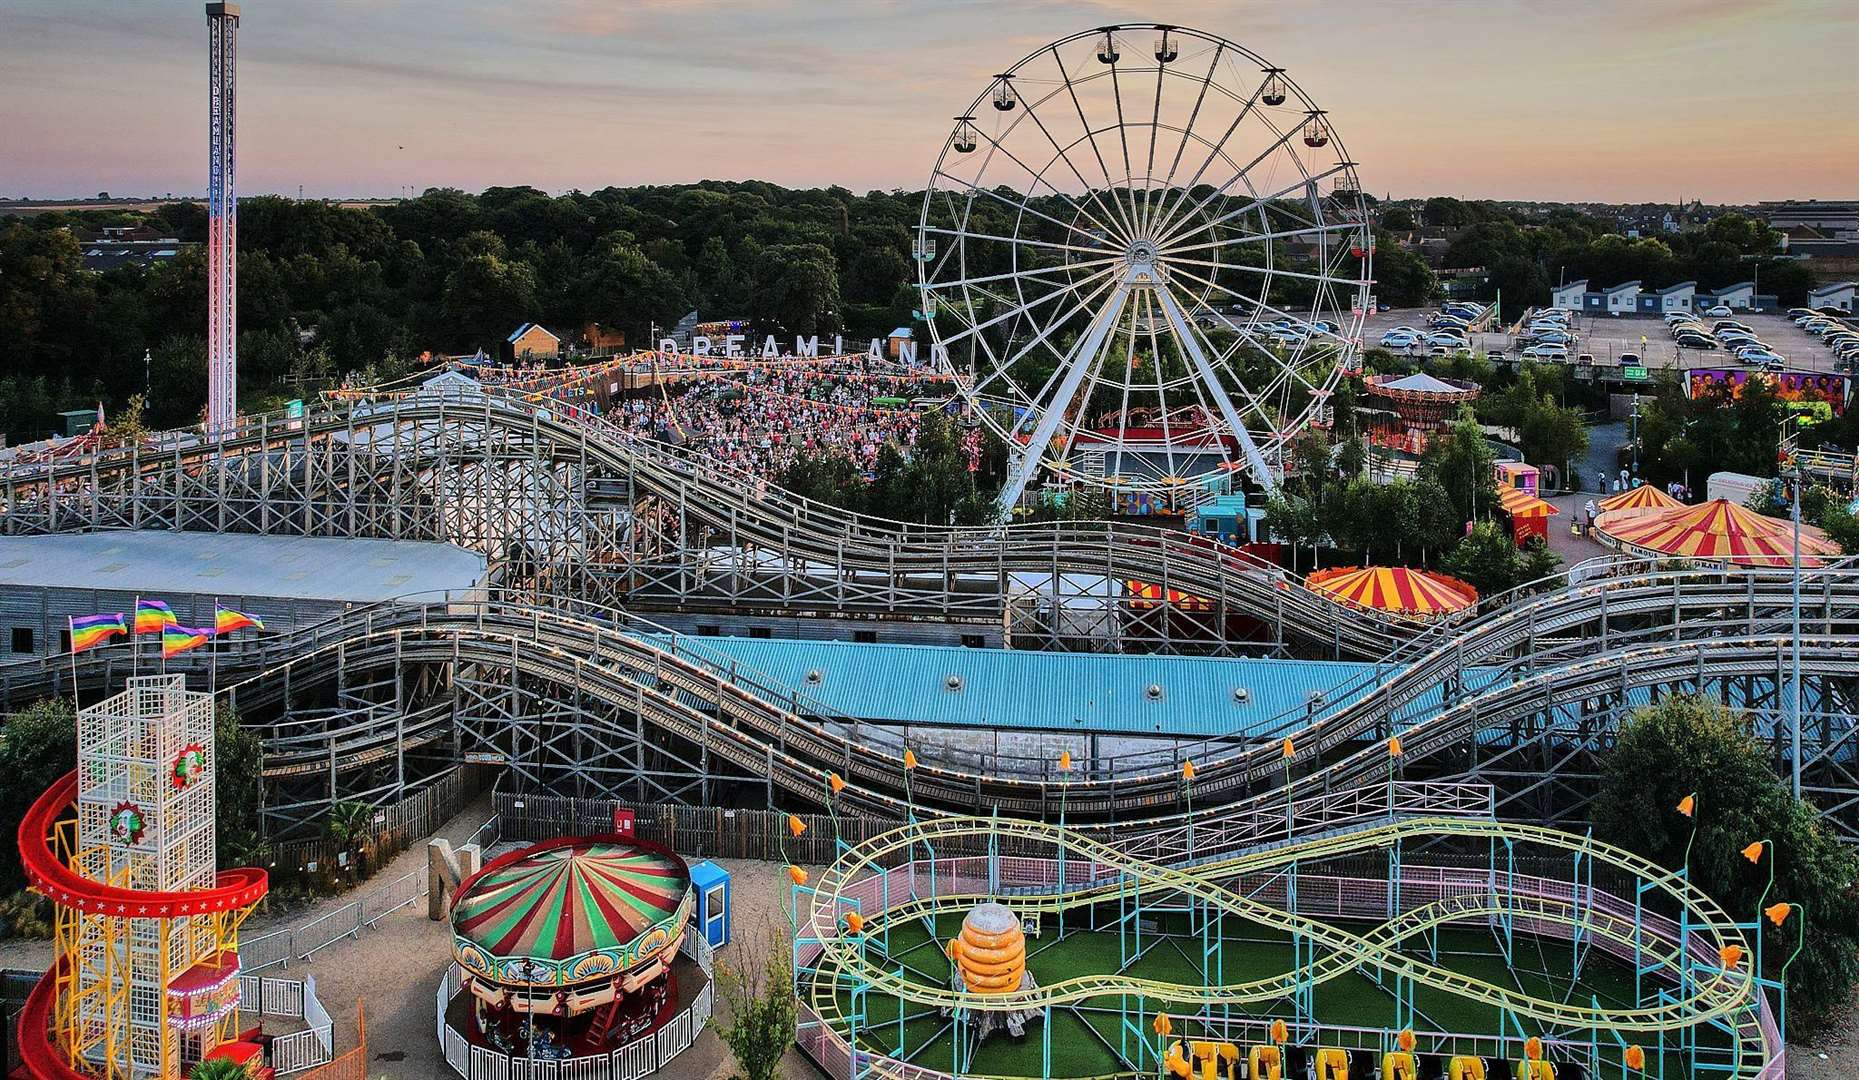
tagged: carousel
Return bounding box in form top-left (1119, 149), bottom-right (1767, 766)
top-left (1595, 498), bottom-right (1842, 568)
top-left (1361, 372), bottom-right (1480, 456)
top-left (448, 835), bottom-right (696, 1061)
top-left (1304, 565), bottom-right (1479, 622)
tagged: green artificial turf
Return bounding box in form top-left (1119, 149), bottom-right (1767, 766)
top-left (812, 911), bottom-right (1735, 1079)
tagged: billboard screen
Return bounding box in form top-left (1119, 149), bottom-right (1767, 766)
top-left (1686, 369), bottom-right (1849, 417)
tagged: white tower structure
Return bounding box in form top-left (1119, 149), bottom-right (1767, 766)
top-left (74, 675), bottom-right (221, 1077)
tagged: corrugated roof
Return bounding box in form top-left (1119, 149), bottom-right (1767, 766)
top-left (0, 532), bottom-right (487, 603)
top-left (644, 635), bottom-right (1496, 737)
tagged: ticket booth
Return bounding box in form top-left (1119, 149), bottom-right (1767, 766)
top-left (690, 861), bottom-right (731, 949)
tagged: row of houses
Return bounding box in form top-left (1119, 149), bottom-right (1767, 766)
top-left (1547, 279), bottom-right (1777, 315)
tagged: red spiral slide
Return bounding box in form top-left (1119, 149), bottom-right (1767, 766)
top-left (14, 771), bottom-right (269, 1079)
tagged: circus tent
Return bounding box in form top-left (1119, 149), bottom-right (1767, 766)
top-left (1595, 498), bottom-right (1842, 567)
top-left (1304, 566), bottom-right (1479, 620)
top-left (1596, 485), bottom-right (1683, 520)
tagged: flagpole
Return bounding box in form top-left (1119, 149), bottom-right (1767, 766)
top-left (210, 596), bottom-right (220, 703)
top-left (132, 594), bottom-right (141, 679)
top-left (67, 616), bottom-right (79, 707)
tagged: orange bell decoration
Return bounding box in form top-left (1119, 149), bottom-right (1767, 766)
top-left (1154, 1012), bottom-right (1172, 1037)
top-left (1741, 841), bottom-right (1765, 864)
top-left (1397, 1029), bottom-right (1415, 1052)
top-left (1270, 1018), bottom-right (1288, 1043)
top-left (1059, 749), bottom-right (1072, 771)
top-left (903, 749), bottom-right (918, 770)
top-left (1765, 902), bottom-right (1793, 927)
top-left (1524, 1037), bottom-right (1543, 1061)
top-left (1676, 794), bottom-right (1695, 817)
top-left (788, 814), bottom-right (807, 838)
top-left (787, 865), bottom-right (809, 886)
top-left (1624, 1045), bottom-right (1645, 1071)
top-left (1388, 736), bottom-right (1403, 757)
top-left (1182, 760), bottom-right (1196, 781)
top-left (1719, 944), bottom-right (1744, 969)
top-left (1281, 738), bottom-right (1296, 759)
top-left (828, 772), bottom-right (845, 794)
top-left (844, 912), bottom-right (865, 935)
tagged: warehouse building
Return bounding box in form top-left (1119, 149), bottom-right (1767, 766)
top-left (0, 531), bottom-right (488, 658)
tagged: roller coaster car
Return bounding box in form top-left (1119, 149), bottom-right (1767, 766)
top-left (1449, 1057), bottom-right (1487, 1080)
top-left (1383, 1051), bottom-right (1418, 1080)
top-left (1314, 1046), bottom-right (1349, 1080)
top-left (1513, 1060), bottom-right (1555, 1080)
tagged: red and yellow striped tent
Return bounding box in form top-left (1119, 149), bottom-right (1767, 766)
top-left (1597, 485), bottom-right (1683, 517)
top-left (1497, 485), bottom-right (1559, 518)
top-left (1596, 498), bottom-right (1842, 567)
top-left (1304, 566), bottom-right (1479, 620)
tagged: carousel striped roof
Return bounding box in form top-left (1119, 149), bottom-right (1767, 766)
top-left (453, 840), bottom-right (689, 965)
top-left (1598, 485), bottom-right (1683, 515)
top-left (1596, 498), bottom-right (1841, 567)
top-left (1305, 566), bottom-right (1479, 619)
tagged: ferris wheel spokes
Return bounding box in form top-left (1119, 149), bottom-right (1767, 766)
top-left (995, 279), bottom-right (1137, 514)
top-left (921, 24), bottom-right (1370, 506)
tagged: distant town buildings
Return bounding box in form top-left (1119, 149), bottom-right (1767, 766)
top-left (504, 323), bottom-right (561, 364)
top-left (1551, 279), bottom-right (1771, 313)
top-left (1759, 200), bottom-right (1859, 272)
top-left (78, 225), bottom-right (187, 271)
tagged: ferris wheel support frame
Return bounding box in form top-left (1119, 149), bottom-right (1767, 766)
top-left (996, 279), bottom-right (1135, 518)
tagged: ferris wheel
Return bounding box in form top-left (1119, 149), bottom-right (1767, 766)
top-left (917, 24), bottom-right (1372, 515)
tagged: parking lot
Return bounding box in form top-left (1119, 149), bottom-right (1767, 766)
top-left (1360, 307), bottom-right (1854, 375)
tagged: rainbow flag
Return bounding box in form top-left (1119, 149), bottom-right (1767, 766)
top-left (161, 624), bottom-right (213, 659)
top-left (214, 607), bottom-right (265, 634)
top-left (69, 613), bottom-right (129, 653)
top-left (134, 599), bottom-right (179, 634)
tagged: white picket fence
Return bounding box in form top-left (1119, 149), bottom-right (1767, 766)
top-left (237, 972), bottom-right (334, 1074)
top-left (438, 929), bottom-right (715, 1080)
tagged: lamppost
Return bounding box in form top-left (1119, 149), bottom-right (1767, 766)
top-left (1787, 461), bottom-right (1803, 799)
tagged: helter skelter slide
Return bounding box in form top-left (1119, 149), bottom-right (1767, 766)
top-left (14, 675), bottom-right (269, 1080)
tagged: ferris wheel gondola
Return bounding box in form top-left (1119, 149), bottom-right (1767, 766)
top-left (917, 24), bottom-right (1372, 517)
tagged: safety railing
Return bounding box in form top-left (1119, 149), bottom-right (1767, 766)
top-left (435, 927), bottom-right (714, 1080)
top-left (240, 866), bottom-right (433, 972)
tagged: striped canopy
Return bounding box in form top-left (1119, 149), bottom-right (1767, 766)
top-left (1596, 498), bottom-right (1842, 567)
top-left (1597, 485), bottom-right (1683, 516)
top-left (452, 839), bottom-right (691, 986)
top-left (1305, 566), bottom-right (1479, 619)
top-left (1497, 485), bottom-right (1559, 518)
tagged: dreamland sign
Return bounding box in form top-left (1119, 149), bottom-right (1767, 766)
top-left (658, 334), bottom-right (950, 366)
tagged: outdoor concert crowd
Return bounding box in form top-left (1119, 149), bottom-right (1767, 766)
top-left (608, 365), bottom-right (955, 479)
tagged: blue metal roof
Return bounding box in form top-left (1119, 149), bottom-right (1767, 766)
top-left (643, 635), bottom-right (1498, 738)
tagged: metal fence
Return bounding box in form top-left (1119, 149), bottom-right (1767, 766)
top-left (233, 972), bottom-right (334, 1075)
top-left (437, 924), bottom-right (714, 1080)
top-left (495, 790), bottom-right (901, 865)
top-left (240, 865), bottom-right (432, 972)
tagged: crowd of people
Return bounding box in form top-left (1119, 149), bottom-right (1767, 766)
top-left (604, 364), bottom-right (957, 480)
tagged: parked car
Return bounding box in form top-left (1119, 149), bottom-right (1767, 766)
top-left (1675, 334), bottom-right (1717, 349)
top-left (1487, 349), bottom-right (1507, 363)
top-left (1575, 353), bottom-right (1596, 365)
top-left (1380, 331), bottom-right (1419, 348)
top-left (1425, 332), bottom-right (1468, 347)
top-left (1704, 305), bottom-right (1733, 316)
top-left (1522, 344), bottom-right (1568, 360)
top-left (1618, 352), bottom-right (1641, 367)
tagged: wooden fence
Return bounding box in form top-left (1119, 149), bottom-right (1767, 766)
top-left (268, 767), bottom-right (487, 888)
top-left (494, 790), bottom-right (902, 864)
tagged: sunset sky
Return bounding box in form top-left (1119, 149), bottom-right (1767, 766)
top-left (3, 0), bottom-right (1854, 204)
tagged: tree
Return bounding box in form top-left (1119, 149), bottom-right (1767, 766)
top-left (1593, 694), bottom-right (1859, 1033)
top-left (715, 922), bottom-right (796, 1080)
top-left (747, 243), bottom-right (841, 337)
top-left (1440, 521), bottom-right (1524, 598)
top-left (215, 704), bottom-right (269, 870)
top-left (0, 698), bottom-right (77, 892)
top-left (186, 1059), bottom-right (249, 1080)
top-left (1368, 243), bottom-right (1439, 308)
top-left (1418, 411), bottom-right (1497, 525)
top-left (1380, 206), bottom-right (1416, 232)
top-left (325, 799), bottom-right (373, 849)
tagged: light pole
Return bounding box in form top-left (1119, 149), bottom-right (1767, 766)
top-left (1788, 463), bottom-right (1802, 800)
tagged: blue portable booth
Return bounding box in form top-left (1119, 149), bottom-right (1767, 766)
top-left (689, 860), bottom-right (731, 949)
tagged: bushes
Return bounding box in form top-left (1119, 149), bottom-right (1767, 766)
top-left (1594, 694), bottom-right (1859, 1034)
